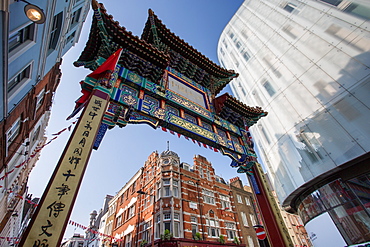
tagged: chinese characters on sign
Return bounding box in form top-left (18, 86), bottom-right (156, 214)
top-left (21, 93), bottom-right (109, 246)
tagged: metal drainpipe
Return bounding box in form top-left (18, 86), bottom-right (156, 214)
top-left (195, 181), bottom-right (205, 240)
top-left (1, 0), bottom-right (9, 201)
top-left (1, 0), bottom-right (9, 117)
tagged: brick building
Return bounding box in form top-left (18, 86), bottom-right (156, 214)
top-left (0, 63), bottom-right (61, 244)
top-left (229, 178), bottom-right (260, 247)
top-left (101, 150), bottom-right (260, 247)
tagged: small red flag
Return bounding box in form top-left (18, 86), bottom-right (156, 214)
top-left (87, 48), bottom-right (123, 79)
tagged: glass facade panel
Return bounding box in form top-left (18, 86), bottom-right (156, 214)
top-left (218, 1), bottom-right (370, 244)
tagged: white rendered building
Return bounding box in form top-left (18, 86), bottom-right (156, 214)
top-left (218, 0), bottom-right (370, 246)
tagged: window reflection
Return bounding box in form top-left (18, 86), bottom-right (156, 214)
top-left (298, 175), bottom-right (370, 245)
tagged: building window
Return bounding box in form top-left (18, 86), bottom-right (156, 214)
top-left (48, 12), bottom-right (63, 51)
top-left (9, 23), bottom-right (36, 53)
top-left (116, 214), bottom-right (122, 227)
top-left (164, 213), bottom-right (171, 220)
top-left (173, 180), bottom-right (179, 197)
top-left (128, 205), bottom-right (135, 219)
top-left (8, 63), bottom-right (32, 93)
top-left (247, 236), bottom-right (255, 247)
top-left (343, 3), bottom-right (370, 20)
top-left (225, 222), bottom-right (236, 239)
top-left (70, 8), bottom-right (81, 28)
top-left (206, 219), bottom-right (219, 237)
top-left (163, 179), bottom-right (171, 197)
top-left (156, 215), bottom-right (161, 238)
top-left (181, 163), bottom-right (191, 171)
top-left (199, 168), bottom-right (204, 178)
top-left (262, 80), bottom-right (276, 97)
top-left (191, 216), bottom-right (197, 223)
top-left (31, 125), bottom-right (41, 147)
top-left (125, 233), bottom-right (132, 247)
top-left (35, 88), bottom-right (45, 110)
top-left (283, 3), bottom-right (297, 13)
top-left (191, 224), bottom-right (198, 237)
top-left (173, 221), bottom-right (180, 237)
top-left (203, 190), bottom-right (215, 204)
top-left (174, 213), bottom-right (180, 237)
top-left (318, 0), bottom-right (342, 6)
top-left (66, 31), bottom-right (76, 43)
top-left (236, 194), bottom-right (243, 203)
top-left (157, 182), bottom-right (161, 199)
top-left (245, 197), bottom-right (251, 206)
top-left (250, 214), bottom-right (257, 226)
top-left (241, 212), bottom-right (249, 227)
top-left (219, 194), bottom-right (231, 209)
top-left (131, 181), bottom-right (136, 193)
top-left (6, 118), bottom-right (21, 147)
top-left (242, 51), bottom-right (250, 62)
top-left (143, 222), bottom-right (151, 242)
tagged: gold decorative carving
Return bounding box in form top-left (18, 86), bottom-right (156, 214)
top-left (154, 108), bottom-right (166, 120)
top-left (171, 94), bottom-right (210, 117)
top-left (122, 95), bottom-right (137, 106)
top-left (170, 115), bottom-right (214, 141)
top-left (128, 72), bottom-right (141, 84)
top-left (216, 135), bottom-right (226, 146)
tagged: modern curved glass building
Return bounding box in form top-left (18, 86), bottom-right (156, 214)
top-left (218, 0), bottom-right (370, 245)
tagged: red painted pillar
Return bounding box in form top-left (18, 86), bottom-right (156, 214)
top-left (248, 163), bottom-right (294, 247)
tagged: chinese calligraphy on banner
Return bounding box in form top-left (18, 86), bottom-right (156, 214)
top-left (20, 92), bottom-right (109, 246)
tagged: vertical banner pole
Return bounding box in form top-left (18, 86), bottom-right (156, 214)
top-left (18, 89), bottom-right (110, 246)
top-left (248, 163), bottom-right (294, 247)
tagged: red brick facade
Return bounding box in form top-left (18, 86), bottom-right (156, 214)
top-left (0, 62), bottom-right (61, 234)
top-left (105, 151), bottom-right (259, 247)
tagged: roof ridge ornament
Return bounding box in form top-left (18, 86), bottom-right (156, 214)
top-left (91, 0), bottom-right (99, 10)
top-left (148, 9), bottom-right (161, 48)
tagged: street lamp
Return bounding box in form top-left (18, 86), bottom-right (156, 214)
top-left (136, 190), bottom-right (156, 247)
top-left (17, 0), bottom-right (46, 24)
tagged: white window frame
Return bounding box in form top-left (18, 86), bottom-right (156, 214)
top-left (6, 117), bottom-right (21, 150)
top-left (241, 212), bottom-right (249, 227)
top-left (173, 180), bottom-right (179, 197)
top-left (245, 197), bottom-right (251, 206)
top-left (35, 88), bottom-right (45, 110)
top-left (203, 189), bottom-right (215, 205)
top-left (220, 194), bottom-right (231, 209)
top-left (191, 216), bottom-right (197, 223)
top-left (236, 194), bottom-right (243, 203)
top-left (125, 233), bottom-right (132, 247)
top-left (8, 61), bottom-right (33, 100)
top-left (250, 213), bottom-right (257, 226)
top-left (8, 22), bottom-right (37, 63)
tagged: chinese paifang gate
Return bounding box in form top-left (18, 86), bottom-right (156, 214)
top-left (19, 1), bottom-right (294, 246)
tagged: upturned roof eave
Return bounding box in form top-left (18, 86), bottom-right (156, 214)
top-left (74, 3), bottom-right (170, 70)
top-left (141, 10), bottom-right (238, 81)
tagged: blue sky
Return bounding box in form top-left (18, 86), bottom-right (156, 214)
top-left (27, 0), bottom-right (245, 240)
